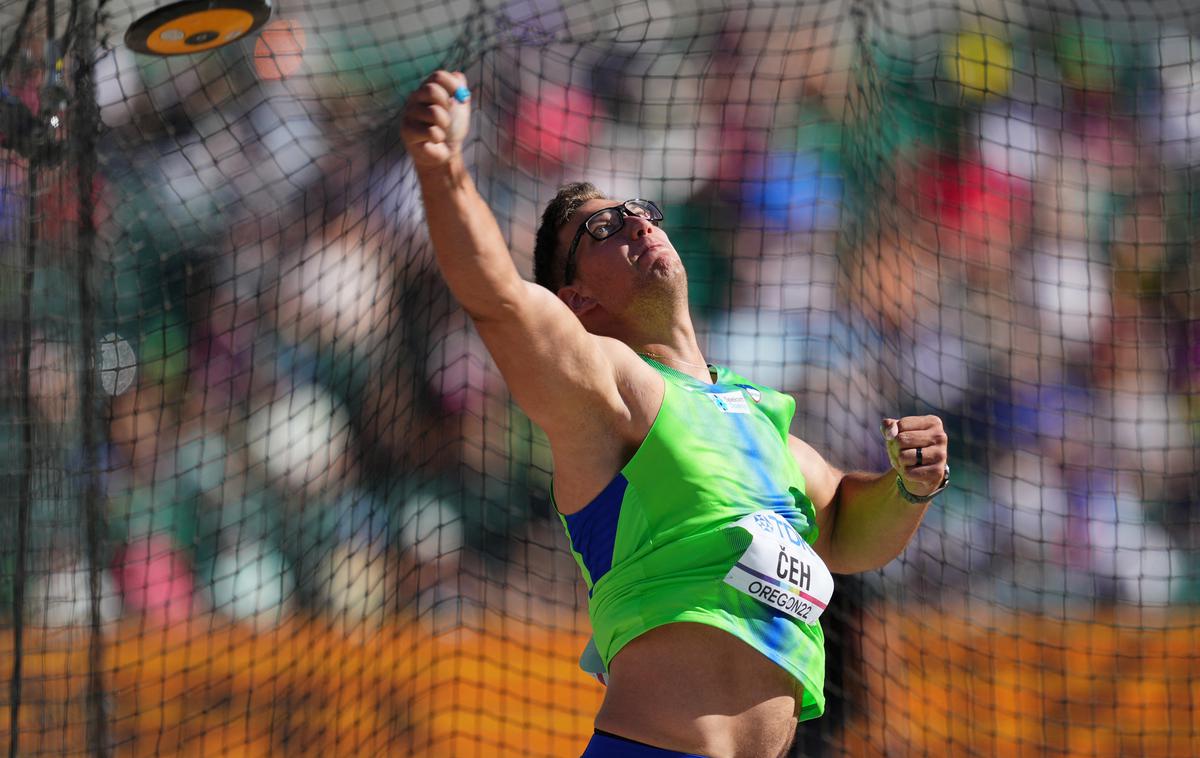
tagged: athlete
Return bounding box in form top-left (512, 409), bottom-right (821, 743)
top-left (401, 71), bottom-right (949, 758)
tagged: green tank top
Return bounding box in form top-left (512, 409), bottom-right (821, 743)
top-left (557, 356), bottom-right (828, 721)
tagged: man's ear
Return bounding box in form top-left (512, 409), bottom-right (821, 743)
top-left (558, 286), bottom-right (596, 316)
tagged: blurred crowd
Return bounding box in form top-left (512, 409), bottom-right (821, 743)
top-left (2, 0), bottom-right (1200, 640)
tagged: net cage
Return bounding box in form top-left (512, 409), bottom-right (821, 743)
top-left (1, 0), bottom-right (1200, 754)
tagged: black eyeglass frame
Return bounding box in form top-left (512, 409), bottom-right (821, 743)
top-left (562, 199), bottom-right (663, 286)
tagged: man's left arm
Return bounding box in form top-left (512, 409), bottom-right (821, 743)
top-left (793, 416), bottom-right (949, 575)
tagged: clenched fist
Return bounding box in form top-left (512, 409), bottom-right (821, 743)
top-left (401, 70), bottom-right (471, 170)
top-left (881, 415), bottom-right (949, 498)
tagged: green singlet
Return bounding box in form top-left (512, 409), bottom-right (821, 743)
top-left (557, 356), bottom-right (829, 721)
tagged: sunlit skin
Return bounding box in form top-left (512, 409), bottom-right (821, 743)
top-left (553, 197), bottom-right (702, 371)
top-left (402, 69), bottom-right (949, 758)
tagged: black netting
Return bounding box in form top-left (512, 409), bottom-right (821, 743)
top-left (2, 0), bottom-right (1200, 755)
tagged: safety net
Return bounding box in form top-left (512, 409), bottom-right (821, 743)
top-left (2, 0), bottom-right (1199, 754)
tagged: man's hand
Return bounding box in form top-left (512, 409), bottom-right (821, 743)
top-left (881, 415), bottom-right (948, 497)
top-left (401, 70), bottom-right (471, 171)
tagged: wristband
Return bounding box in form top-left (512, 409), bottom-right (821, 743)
top-left (897, 464), bottom-right (950, 504)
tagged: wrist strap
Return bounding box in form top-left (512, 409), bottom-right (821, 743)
top-left (897, 464), bottom-right (950, 504)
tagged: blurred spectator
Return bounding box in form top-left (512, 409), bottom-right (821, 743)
top-left (1086, 470), bottom-right (1189, 605)
top-left (111, 534), bottom-right (201, 626)
top-left (245, 381), bottom-right (357, 499)
top-left (513, 82), bottom-right (597, 173)
top-left (274, 210), bottom-right (395, 354)
top-left (986, 448), bottom-right (1072, 600)
top-left (30, 557), bottom-right (122, 628)
top-left (8, 2), bottom-right (1200, 649)
top-left (1151, 30), bottom-right (1200, 168)
top-left (27, 331), bottom-right (79, 424)
top-left (914, 149), bottom-right (1032, 291)
top-left (205, 533), bottom-right (294, 631)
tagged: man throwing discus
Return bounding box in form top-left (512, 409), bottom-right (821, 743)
top-left (401, 70), bottom-right (949, 758)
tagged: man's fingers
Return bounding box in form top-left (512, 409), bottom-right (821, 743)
top-left (407, 103), bottom-right (451, 129)
top-left (413, 71), bottom-right (465, 106)
top-left (880, 418), bottom-right (899, 441)
top-left (424, 125), bottom-right (447, 144)
top-left (401, 126), bottom-right (448, 156)
top-left (401, 71), bottom-right (469, 169)
top-left (895, 429), bottom-right (947, 450)
top-left (428, 70), bottom-right (463, 95)
top-left (895, 415), bottom-right (941, 432)
top-left (413, 81), bottom-right (452, 108)
top-left (898, 446), bottom-right (946, 468)
top-left (884, 413), bottom-right (949, 496)
top-left (402, 102), bottom-right (450, 155)
top-left (401, 117), bottom-right (434, 142)
top-left (400, 120), bottom-right (426, 144)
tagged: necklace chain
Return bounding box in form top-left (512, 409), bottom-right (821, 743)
top-left (639, 350), bottom-right (710, 370)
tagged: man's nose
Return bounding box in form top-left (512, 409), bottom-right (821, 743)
top-left (628, 216), bottom-right (655, 238)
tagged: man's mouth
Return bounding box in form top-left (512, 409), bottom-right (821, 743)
top-left (634, 244), bottom-right (666, 267)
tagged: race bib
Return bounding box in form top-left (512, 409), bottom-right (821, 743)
top-left (723, 511), bottom-right (834, 624)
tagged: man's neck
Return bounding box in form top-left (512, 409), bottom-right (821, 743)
top-left (634, 332), bottom-right (710, 383)
top-left (587, 296), bottom-right (710, 381)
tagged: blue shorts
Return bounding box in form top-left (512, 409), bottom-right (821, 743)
top-left (580, 730), bottom-right (708, 758)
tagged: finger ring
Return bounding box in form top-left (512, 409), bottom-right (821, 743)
top-left (454, 86), bottom-right (471, 103)
top-left (916, 447), bottom-right (924, 466)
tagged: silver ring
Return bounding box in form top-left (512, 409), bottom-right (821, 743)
top-left (916, 447), bottom-right (924, 466)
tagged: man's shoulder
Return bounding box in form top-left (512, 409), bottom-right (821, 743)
top-left (584, 336), bottom-right (664, 428)
top-left (594, 336), bottom-right (655, 379)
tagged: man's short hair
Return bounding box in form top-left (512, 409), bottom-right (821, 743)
top-left (533, 182), bottom-right (606, 292)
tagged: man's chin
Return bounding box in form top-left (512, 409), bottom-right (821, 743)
top-left (642, 254), bottom-right (685, 281)
top-left (635, 267), bottom-right (689, 304)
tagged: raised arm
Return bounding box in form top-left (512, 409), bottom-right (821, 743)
top-left (796, 416), bottom-right (949, 574)
top-left (400, 71), bottom-right (632, 438)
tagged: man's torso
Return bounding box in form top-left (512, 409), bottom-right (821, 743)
top-left (549, 344), bottom-right (827, 756)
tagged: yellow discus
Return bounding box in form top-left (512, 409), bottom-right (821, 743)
top-left (125, 0), bottom-right (272, 56)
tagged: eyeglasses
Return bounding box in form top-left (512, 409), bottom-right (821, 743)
top-left (563, 199), bottom-right (663, 285)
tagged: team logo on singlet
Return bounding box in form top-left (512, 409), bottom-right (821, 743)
top-left (710, 391), bottom-right (750, 414)
top-left (735, 384), bottom-right (762, 402)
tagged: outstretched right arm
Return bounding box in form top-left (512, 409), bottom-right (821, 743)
top-left (401, 71), bottom-right (524, 322)
top-left (400, 72), bottom-right (634, 440)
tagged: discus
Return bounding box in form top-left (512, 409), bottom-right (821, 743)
top-left (125, 0), bottom-right (272, 56)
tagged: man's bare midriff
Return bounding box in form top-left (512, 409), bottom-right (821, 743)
top-left (594, 623), bottom-right (801, 758)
